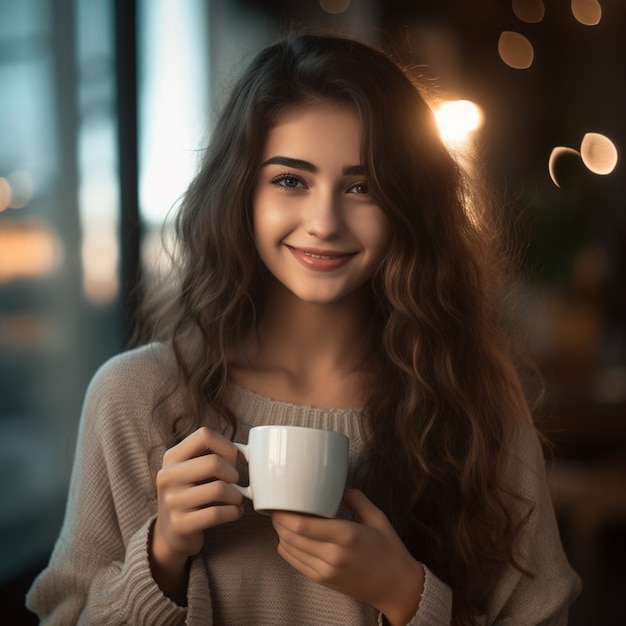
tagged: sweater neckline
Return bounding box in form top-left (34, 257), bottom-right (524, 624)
top-left (226, 381), bottom-right (365, 414)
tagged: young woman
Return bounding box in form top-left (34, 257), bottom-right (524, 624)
top-left (27, 33), bottom-right (580, 625)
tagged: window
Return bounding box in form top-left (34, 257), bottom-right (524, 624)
top-left (0, 0), bottom-right (122, 592)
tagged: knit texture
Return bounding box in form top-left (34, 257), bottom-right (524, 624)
top-left (26, 344), bottom-right (580, 624)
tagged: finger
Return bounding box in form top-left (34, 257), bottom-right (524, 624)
top-left (166, 480), bottom-right (243, 511)
top-left (342, 489), bottom-right (391, 532)
top-left (157, 455), bottom-right (239, 499)
top-left (276, 539), bottom-right (329, 583)
top-left (163, 427), bottom-right (238, 466)
top-left (177, 503), bottom-right (245, 534)
top-left (175, 453), bottom-right (240, 485)
top-left (272, 512), bottom-right (349, 544)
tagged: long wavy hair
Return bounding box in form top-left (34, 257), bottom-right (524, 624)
top-left (138, 33), bottom-right (539, 624)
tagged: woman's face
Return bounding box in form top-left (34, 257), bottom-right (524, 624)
top-left (253, 102), bottom-right (391, 306)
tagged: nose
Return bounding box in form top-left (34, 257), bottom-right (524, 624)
top-left (304, 189), bottom-right (344, 240)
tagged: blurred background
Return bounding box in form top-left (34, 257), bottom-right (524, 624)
top-left (0, 1), bottom-right (624, 624)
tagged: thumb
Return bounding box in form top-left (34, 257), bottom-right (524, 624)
top-left (343, 489), bottom-right (392, 533)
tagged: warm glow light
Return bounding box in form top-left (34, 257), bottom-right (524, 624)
top-left (498, 31), bottom-right (534, 69)
top-left (571, 0), bottom-right (602, 25)
top-left (81, 220), bottom-right (119, 304)
top-left (580, 132), bottom-right (618, 175)
top-left (320, 0), bottom-right (350, 13)
top-left (512, 0), bottom-right (545, 23)
top-left (433, 100), bottom-right (484, 149)
top-left (0, 221), bottom-right (63, 282)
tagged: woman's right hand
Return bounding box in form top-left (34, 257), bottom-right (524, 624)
top-left (150, 426), bottom-right (244, 602)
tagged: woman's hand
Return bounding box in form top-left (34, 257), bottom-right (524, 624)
top-left (151, 427), bottom-right (244, 603)
top-left (271, 489), bottom-right (424, 626)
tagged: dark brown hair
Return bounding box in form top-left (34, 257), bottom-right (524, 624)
top-left (139, 33), bottom-right (538, 623)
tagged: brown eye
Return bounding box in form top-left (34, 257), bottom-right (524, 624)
top-left (271, 174), bottom-right (306, 190)
top-left (348, 182), bottom-right (369, 194)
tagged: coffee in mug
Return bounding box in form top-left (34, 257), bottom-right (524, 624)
top-left (233, 425), bottom-right (349, 518)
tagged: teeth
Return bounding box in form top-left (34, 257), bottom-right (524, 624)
top-left (304, 252), bottom-right (338, 259)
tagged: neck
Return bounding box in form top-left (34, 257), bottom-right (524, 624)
top-left (261, 279), bottom-right (374, 372)
top-left (234, 278), bottom-right (377, 407)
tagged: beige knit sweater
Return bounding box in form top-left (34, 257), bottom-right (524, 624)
top-left (26, 344), bottom-right (580, 625)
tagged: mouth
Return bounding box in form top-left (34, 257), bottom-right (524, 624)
top-left (286, 245), bottom-right (356, 271)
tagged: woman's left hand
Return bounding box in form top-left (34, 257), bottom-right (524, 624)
top-left (271, 489), bottom-right (424, 626)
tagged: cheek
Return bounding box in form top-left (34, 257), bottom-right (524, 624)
top-left (253, 195), bottom-right (293, 254)
top-left (361, 211), bottom-right (392, 259)
top-left (254, 207), bottom-right (282, 244)
top-left (253, 191), bottom-right (274, 240)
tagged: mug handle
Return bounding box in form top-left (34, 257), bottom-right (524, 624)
top-left (232, 442), bottom-right (252, 500)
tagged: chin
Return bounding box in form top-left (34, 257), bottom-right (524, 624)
top-left (291, 287), bottom-right (362, 306)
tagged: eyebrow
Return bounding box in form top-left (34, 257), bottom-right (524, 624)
top-left (260, 155), bottom-right (364, 176)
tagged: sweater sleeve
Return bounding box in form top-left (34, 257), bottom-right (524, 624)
top-left (479, 422), bottom-right (581, 625)
top-left (407, 563), bottom-right (453, 625)
top-left (405, 421), bottom-right (580, 626)
top-left (25, 347), bottom-right (212, 625)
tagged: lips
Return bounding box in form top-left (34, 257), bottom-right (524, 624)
top-left (286, 245), bottom-right (356, 271)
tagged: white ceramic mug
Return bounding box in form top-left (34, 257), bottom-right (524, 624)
top-left (233, 425), bottom-right (349, 518)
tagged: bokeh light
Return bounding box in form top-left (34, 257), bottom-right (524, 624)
top-left (548, 133), bottom-right (618, 187)
top-left (319, 0), bottom-right (351, 14)
top-left (81, 222), bottom-right (119, 304)
top-left (571, 0), bottom-right (602, 26)
top-left (580, 132), bottom-right (618, 175)
top-left (6, 171), bottom-right (34, 209)
top-left (0, 178), bottom-right (11, 212)
top-left (498, 31), bottom-right (534, 69)
top-left (512, 0), bottom-right (545, 23)
top-left (548, 147), bottom-right (581, 187)
top-left (433, 100), bottom-right (484, 150)
top-left (0, 221), bottom-right (63, 282)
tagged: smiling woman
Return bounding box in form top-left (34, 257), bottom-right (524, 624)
top-left (26, 32), bottom-right (580, 625)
